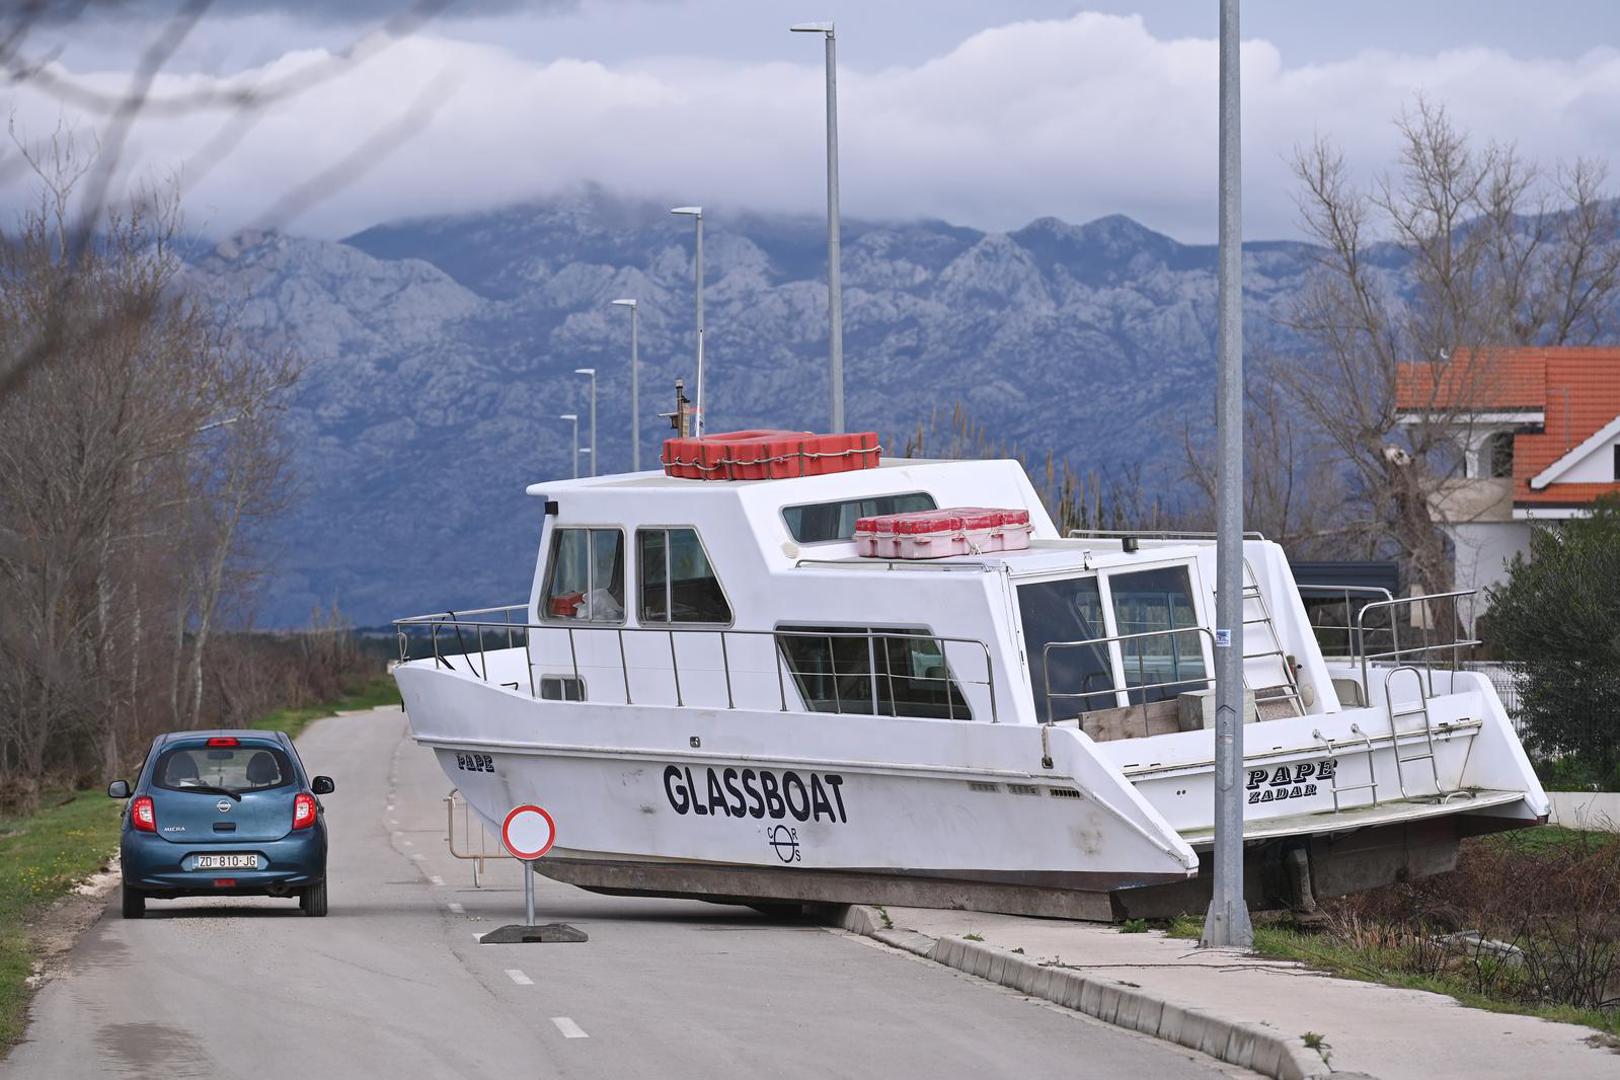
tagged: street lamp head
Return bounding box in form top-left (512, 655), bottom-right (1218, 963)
top-left (671, 206), bottom-right (702, 218)
top-left (790, 21), bottom-right (834, 34)
top-left (559, 413), bottom-right (577, 422)
top-left (574, 368), bottom-right (596, 377)
top-left (610, 298), bottom-right (637, 308)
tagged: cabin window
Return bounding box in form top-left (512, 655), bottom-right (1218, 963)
top-left (637, 527), bottom-right (732, 624)
top-left (539, 675), bottom-right (585, 701)
top-left (781, 492), bottom-right (936, 544)
top-left (1017, 576), bottom-right (1115, 723)
top-left (776, 625), bottom-right (971, 719)
top-left (1107, 566), bottom-right (1207, 705)
top-left (541, 527), bottom-right (624, 622)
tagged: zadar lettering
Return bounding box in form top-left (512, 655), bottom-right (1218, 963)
top-left (663, 765), bottom-right (848, 824)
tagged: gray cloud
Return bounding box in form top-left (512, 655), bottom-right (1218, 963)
top-left (8, 13), bottom-right (1620, 242)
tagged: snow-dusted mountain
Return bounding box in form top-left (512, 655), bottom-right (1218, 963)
top-left (197, 190), bottom-right (1322, 625)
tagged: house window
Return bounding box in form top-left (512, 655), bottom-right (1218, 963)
top-left (1487, 432), bottom-right (1515, 479)
top-left (776, 626), bottom-right (971, 719)
top-left (638, 528), bottom-right (732, 624)
top-left (541, 528), bottom-right (624, 622)
top-left (782, 492), bottom-right (936, 543)
top-left (1613, 443), bottom-right (1619, 481)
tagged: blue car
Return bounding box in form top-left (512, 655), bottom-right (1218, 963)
top-left (108, 730), bottom-right (334, 918)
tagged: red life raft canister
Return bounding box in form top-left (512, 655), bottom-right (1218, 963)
top-left (662, 430), bottom-right (881, 481)
top-left (854, 506), bottom-right (1033, 559)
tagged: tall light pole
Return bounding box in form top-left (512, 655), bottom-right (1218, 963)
top-left (559, 413), bottom-right (579, 479)
top-left (671, 206), bottom-right (705, 436)
top-left (611, 298), bottom-right (640, 471)
top-left (574, 368), bottom-right (597, 477)
top-left (1202, 0), bottom-right (1253, 951)
top-left (791, 20), bottom-right (844, 433)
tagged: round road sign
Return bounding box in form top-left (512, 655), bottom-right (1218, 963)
top-left (501, 804), bottom-right (557, 861)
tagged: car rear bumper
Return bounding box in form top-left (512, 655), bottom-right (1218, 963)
top-left (121, 827), bottom-right (326, 896)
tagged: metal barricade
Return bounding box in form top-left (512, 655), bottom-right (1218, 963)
top-left (444, 788), bottom-right (513, 887)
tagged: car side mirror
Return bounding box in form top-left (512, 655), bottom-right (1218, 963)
top-left (311, 776), bottom-right (335, 795)
top-left (107, 780), bottom-right (131, 799)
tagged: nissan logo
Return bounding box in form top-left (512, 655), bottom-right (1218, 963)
top-left (216, 799), bottom-right (232, 813)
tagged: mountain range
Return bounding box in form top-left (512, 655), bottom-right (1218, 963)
top-left (192, 189), bottom-right (1329, 626)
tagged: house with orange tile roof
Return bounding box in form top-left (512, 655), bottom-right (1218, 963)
top-left (1395, 346), bottom-right (1620, 629)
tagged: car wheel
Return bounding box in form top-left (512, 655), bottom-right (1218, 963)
top-left (121, 884), bottom-right (145, 919)
top-left (300, 879), bottom-right (328, 917)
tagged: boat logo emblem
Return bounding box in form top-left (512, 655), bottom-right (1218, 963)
top-left (217, 800), bottom-right (232, 813)
top-left (766, 825), bottom-right (801, 863)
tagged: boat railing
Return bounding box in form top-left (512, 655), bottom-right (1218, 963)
top-left (1297, 584), bottom-right (1397, 659)
top-left (394, 607), bottom-right (1001, 723)
top-left (1351, 589), bottom-right (1482, 700)
top-left (1065, 528), bottom-right (1267, 541)
top-left (1042, 627), bottom-right (1217, 728)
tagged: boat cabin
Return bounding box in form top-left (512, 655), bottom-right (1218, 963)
top-left (517, 436), bottom-right (1336, 746)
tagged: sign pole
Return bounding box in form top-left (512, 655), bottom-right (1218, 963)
top-left (524, 859), bottom-right (536, 927)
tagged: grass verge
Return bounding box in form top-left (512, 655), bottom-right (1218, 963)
top-left (248, 674), bottom-right (402, 740)
top-left (1162, 826), bottom-right (1620, 1038)
top-left (0, 789), bottom-right (122, 1051)
top-left (0, 673), bottom-right (401, 1052)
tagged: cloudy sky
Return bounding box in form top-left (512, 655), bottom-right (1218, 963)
top-left (8, 1), bottom-right (1620, 242)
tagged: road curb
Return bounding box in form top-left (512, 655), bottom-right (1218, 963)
top-left (832, 905), bottom-right (1329, 1080)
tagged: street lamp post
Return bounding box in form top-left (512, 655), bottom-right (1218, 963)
top-left (574, 368), bottom-right (597, 477)
top-left (791, 20), bottom-right (844, 433)
top-left (559, 413), bottom-right (579, 479)
top-left (1201, 0), bottom-right (1254, 951)
top-left (610, 299), bottom-right (640, 471)
top-left (671, 206), bottom-right (705, 436)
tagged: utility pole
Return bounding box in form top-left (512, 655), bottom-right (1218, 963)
top-left (559, 414), bottom-right (579, 479)
top-left (1202, 0), bottom-right (1254, 950)
top-left (611, 299), bottom-right (640, 471)
top-left (791, 20), bottom-right (844, 432)
top-left (671, 207), bottom-right (704, 436)
top-left (574, 368), bottom-right (597, 477)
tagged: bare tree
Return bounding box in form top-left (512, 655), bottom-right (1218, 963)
top-left (1182, 360), bottom-right (1359, 556)
top-left (1279, 101), bottom-right (1620, 592)
top-left (0, 133), bottom-right (298, 804)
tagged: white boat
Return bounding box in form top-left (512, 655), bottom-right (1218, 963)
top-left (393, 436), bottom-right (1548, 920)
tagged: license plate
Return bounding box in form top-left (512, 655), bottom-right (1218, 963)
top-left (193, 853), bottom-right (259, 870)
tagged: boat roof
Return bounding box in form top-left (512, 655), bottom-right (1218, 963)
top-left (526, 457), bottom-right (970, 496)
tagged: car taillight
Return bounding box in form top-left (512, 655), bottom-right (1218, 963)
top-left (131, 796), bottom-right (156, 833)
top-left (206, 737), bottom-right (239, 747)
top-left (293, 792), bottom-right (317, 830)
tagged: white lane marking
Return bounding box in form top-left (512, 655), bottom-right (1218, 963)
top-left (550, 1017), bottom-right (588, 1039)
top-left (388, 818), bottom-right (400, 826)
top-left (472, 932), bottom-right (484, 941)
top-left (410, 853), bottom-right (426, 861)
top-left (447, 902), bottom-right (464, 914)
top-left (403, 839), bottom-right (414, 847)
top-left (429, 875), bottom-right (445, 886)
top-left (505, 969), bottom-right (533, 986)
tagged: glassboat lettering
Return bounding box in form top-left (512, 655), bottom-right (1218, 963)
top-left (1246, 759), bottom-right (1336, 804)
top-left (663, 765), bottom-right (848, 824)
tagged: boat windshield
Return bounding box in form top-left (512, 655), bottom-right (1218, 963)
top-left (1018, 575), bottom-right (1115, 723)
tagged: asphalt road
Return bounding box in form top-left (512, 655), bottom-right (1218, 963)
top-left (2, 708), bottom-right (1242, 1079)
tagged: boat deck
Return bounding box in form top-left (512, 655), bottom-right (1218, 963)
top-left (1178, 788), bottom-right (1528, 849)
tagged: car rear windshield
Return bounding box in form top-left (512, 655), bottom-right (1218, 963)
top-left (153, 743), bottom-right (296, 794)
